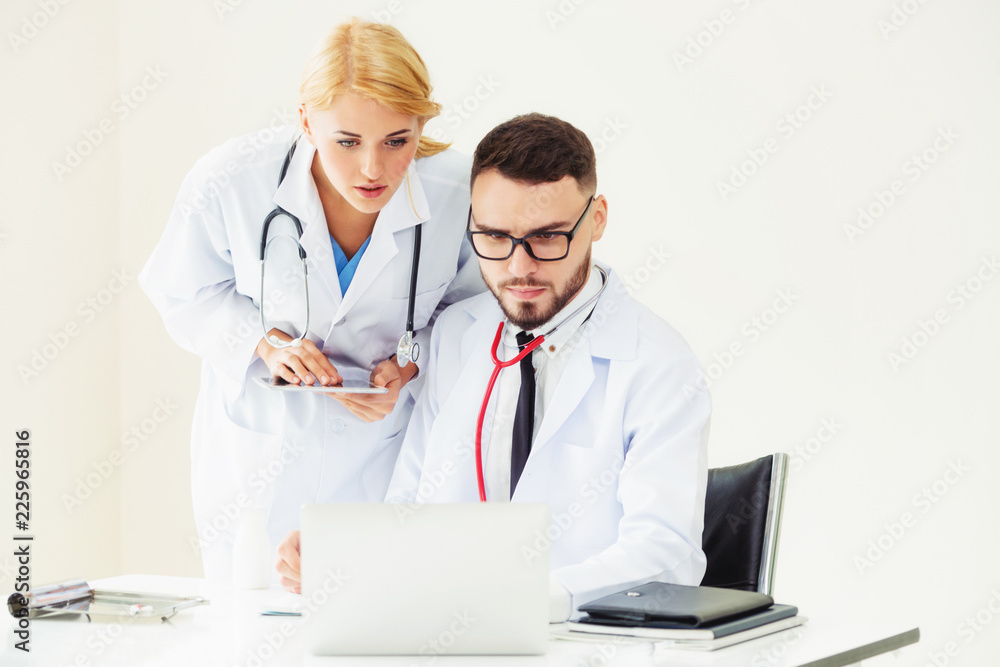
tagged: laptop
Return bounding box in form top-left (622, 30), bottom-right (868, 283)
top-left (301, 502), bottom-right (551, 656)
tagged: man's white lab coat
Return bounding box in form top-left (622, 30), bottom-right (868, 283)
top-left (386, 265), bottom-right (711, 609)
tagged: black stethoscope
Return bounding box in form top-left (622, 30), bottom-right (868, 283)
top-left (258, 137), bottom-right (422, 367)
top-left (474, 265), bottom-right (609, 501)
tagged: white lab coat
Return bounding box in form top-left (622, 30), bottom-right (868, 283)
top-left (139, 125), bottom-right (484, 579)
top-left (385, 265), bottom-right (711, 609)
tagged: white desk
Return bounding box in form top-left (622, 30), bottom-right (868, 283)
top-left (1, 575), bottom-right (919, 667)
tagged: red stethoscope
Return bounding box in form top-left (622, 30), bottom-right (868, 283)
top-left (474, 266), bottom-right (609, 501)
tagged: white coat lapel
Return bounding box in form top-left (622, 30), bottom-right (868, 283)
top-left (450, 295), bottom-right (503, 462)
top-left (337, 164), bottom-right (430, 317)
top-left (531, 269), bottom-right (636, 451)
top-left (456, 298), bottom-right (505, 438)
top-left (270, 139), bottom-right (342, 310)
top-left (460, 296), bottom-right (503, 361)
top-left (422, 299), bottom-right (504, 501)
top-left (437, 334), bottom-right (497, 501)
top-left (532, 338), bottom-right (595, 451)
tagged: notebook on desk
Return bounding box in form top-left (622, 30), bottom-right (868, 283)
top-left (558, 582), bottom-right (803, 651)
top-left (301, 503), bottom-right (550, 656)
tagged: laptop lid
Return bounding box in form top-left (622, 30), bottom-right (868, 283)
top-left (301, 503), bottom-right (550, 656)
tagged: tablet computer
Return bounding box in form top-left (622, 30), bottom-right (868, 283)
top-left (253, 376), bottom-right (388, 394)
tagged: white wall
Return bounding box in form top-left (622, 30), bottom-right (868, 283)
top-left (1, 0), bottom-right (122, 584)
top-left (3, 1), bottom-right (998, 664)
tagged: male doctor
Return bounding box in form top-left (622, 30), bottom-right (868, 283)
top-left (277, 113), bottom-right (711, 622)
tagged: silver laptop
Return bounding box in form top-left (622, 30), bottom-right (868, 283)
top-left (301, 503), bottom-right (550, 656)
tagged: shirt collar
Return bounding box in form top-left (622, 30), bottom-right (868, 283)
top-left (270, 138), bottom-right (324, 228)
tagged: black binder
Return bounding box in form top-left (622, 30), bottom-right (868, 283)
top-left (577, 582), bottom-right (775, 629)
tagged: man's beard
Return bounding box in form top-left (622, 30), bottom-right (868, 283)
top-left (484, 249), bottom-right (592, 331)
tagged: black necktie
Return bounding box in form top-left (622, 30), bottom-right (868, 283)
top-left (510, 331), bottom-right (535, 498)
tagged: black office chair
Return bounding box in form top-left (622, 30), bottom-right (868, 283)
top-left (701, 453), bottom-right (788, 596)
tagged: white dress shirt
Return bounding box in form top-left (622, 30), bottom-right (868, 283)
top-left (480, 267), bottom-right (604, 622)
top-left (483, 268), bottom-right (605, 502)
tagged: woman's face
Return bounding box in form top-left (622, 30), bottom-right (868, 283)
top-left (301, 93), bottom-right (422, 216)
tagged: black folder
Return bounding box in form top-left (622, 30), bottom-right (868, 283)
top-left (578, 582), bottom-right (775, 629)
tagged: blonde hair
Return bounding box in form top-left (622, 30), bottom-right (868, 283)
top-left (299, 19), bottom-right (448, 158)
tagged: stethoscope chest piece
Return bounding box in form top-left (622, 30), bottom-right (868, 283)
top-left (396, 331), bottom-right (419, 367)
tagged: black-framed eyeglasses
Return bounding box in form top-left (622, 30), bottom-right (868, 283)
top-left (466, 197), bottom-right (595, 261)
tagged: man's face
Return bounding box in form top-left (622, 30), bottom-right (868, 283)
top-left (469, 170), bottom-right (607, 331)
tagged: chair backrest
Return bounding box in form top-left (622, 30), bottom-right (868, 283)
top-left (701, 453), bottom-right (788, 596)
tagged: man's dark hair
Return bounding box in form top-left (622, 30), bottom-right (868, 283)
top-left (470, 113), bottom-right (597, 194)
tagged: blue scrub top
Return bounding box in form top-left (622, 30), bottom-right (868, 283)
top-left (330, 234), bottom-right (372, 296)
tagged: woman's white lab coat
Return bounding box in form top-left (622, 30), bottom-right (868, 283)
top-left (139, 125), bottom-right (483, 579)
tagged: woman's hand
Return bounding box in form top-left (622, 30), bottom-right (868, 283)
top-left (329, 356), bottom-right (418, 423)
top-left (256, 329), bottom-right (342, 386)
top-left (275, 530), bottom-right (302, 594)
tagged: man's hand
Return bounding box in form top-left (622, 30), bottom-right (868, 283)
top-left (329, 357), bottom-right (418, 422)
top-left (275, 530), bottom-right (302, 594)
top-left (256, 329), bottom-right (342, 386)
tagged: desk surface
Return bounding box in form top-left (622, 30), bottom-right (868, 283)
top-left (1, 575), bottom-right (919, 667)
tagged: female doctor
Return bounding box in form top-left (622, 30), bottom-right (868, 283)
top-left (139, 19), bottom-right (483, 580)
